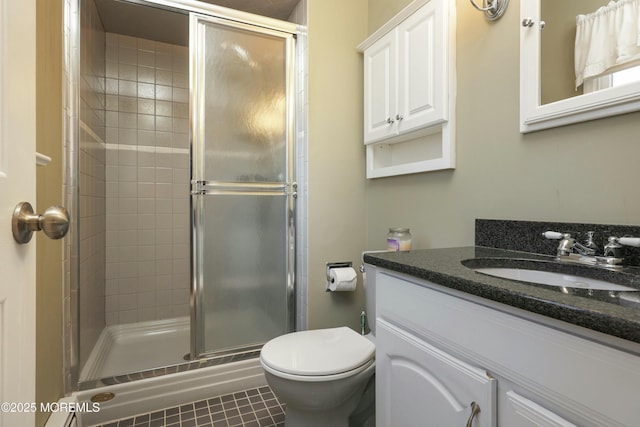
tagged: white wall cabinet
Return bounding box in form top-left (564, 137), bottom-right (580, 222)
top-left (358, 0), bottom-right (454, 178)
top-left (373, 268), bottom-right (640, 427)
top-left (363, 1), bottom-right (446, 143)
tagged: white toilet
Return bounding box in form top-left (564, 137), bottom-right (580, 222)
top-left (260, 263), bottom-right (377, 427)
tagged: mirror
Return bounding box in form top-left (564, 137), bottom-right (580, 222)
top-left (520, 0), bottom-right (640, 132)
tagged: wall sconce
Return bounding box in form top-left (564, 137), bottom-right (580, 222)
top-left (469, 0), bottom-right (509, 21)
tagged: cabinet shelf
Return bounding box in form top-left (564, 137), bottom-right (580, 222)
top-left (365, 124), bottom-right (452, 178)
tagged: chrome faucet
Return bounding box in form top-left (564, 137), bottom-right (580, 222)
top-left (584, 230), bottom-right (600, 254)
top-left (542, 231), bottom-right (640, 269)
top-left (542, 231), bottom-right (595, 257)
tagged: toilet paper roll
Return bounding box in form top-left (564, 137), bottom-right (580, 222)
top-left (329, 267), bottom-right (357, 292)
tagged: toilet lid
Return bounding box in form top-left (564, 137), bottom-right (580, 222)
top-left (261, 327), bottom-right (375, 376)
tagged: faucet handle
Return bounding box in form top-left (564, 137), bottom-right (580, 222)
top-left (618, 237), bottom-right (640, 247)
top-left (542, 231), bottom-right (567, 240)
top-left (604, 236), bottom-right (623, 258)
top-left (544, 231), bottom-right (575, 257)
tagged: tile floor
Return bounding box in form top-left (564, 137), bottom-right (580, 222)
top-left (90, 386), bottom-right (285, 427)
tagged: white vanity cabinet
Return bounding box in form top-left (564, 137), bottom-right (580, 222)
top-left (374, 269), bottom-right (640, 427)
top-left (377, 320), bottom-right (495, 426)
top-left (358, 0), bottom-right (454, 178)
top-left (501, 389), bottom-right (578, 427)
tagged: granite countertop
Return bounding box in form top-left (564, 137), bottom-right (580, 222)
top-left (363, 246), bottom-right (640, 345)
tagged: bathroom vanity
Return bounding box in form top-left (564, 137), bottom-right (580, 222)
top-left (364, 221), bottom-right (640, 427)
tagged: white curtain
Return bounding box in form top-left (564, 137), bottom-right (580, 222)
top-left (575, 0), bottom-right (640, 89)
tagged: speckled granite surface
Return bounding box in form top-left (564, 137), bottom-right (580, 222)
top-left (476, 219), bottom-right (640, 266)
top-left (363, 246), bottom-right (640, 346)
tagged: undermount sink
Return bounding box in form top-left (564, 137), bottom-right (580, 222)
top-left (473, 267), bottom-right (638, 291)
top-left (461, 258), bottom-right (639, 292)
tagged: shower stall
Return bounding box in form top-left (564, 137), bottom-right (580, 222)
top-left (65, 0), bottom-right (306, 393)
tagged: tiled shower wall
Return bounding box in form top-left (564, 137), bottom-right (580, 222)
top-left (103, 33), bottom-right (190, 325)
top-left (78, 0), bottom-right (107, 372)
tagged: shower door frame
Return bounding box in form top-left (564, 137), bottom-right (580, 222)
top-left (64, 0), bottom-right (306, 392)
top-left (189, 12), bottom-right (298, 359)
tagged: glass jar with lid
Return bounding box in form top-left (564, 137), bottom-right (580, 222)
top-left (387, 228), bottom-right (412, 251)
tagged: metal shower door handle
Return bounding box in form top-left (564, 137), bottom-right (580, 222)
top-left (12, 202), bottom-right (70, 244)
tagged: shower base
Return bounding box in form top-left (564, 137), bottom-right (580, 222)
top-left (80, 317), bottom-right (190, 382)
top-left (67, 358), bottom-right (267, 426)
top-left (67, 317), bottom-right (268, 426)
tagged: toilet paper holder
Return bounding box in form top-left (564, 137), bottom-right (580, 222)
top-left (326, 261), bottom-right (353, 292)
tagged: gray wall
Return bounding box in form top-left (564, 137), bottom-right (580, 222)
top-left (307, 0), bottom-right (369, 331)
top-left (365, 0), bottom-right (640, 253)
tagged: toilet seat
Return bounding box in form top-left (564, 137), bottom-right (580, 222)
top-left (260, 327), bottom-right (375, 382)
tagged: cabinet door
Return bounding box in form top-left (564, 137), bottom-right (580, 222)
top-left (397, 0), bottom-right (447, 134)
top-left (363, 29), bottom-right (397, 143)
top-left (503, 391), bottom-right (579, 427)
top-left (377, 320), bottom-right (496, 427)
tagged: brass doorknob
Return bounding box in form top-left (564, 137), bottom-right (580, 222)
top-left (12, 202), bottom-right (70, 244)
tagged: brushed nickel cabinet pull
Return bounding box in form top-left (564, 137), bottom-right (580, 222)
top-left (466, 401), bottom-right (480, 427)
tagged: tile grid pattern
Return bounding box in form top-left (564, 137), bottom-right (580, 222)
top-left (91, 386), bottom-right (285, 427)
top-left (103, 32), bottom-right (191, 325)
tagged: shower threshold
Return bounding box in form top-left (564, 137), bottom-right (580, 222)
top-left (79, 317), bottom-right (261, 390)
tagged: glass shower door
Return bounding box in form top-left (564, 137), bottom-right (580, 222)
top-left (190, 13), bottom-right (296, 358)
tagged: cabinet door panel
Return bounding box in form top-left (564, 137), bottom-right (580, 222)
top-left (364, 30), bottom-right (397, 143)
top-left (504, 391), bottom-right (579, 427)
top-left (397, 0), bottom-right (446, 134)
top-left (377, 320), bottom-right (496, 427)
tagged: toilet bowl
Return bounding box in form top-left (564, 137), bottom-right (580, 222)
top-left (260, 326), bottom-right (375, 427)
top-left (260, 260), bottom-right (379, 427)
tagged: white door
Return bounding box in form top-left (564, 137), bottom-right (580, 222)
top-left (0, 0), bottom-right (37, 426)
